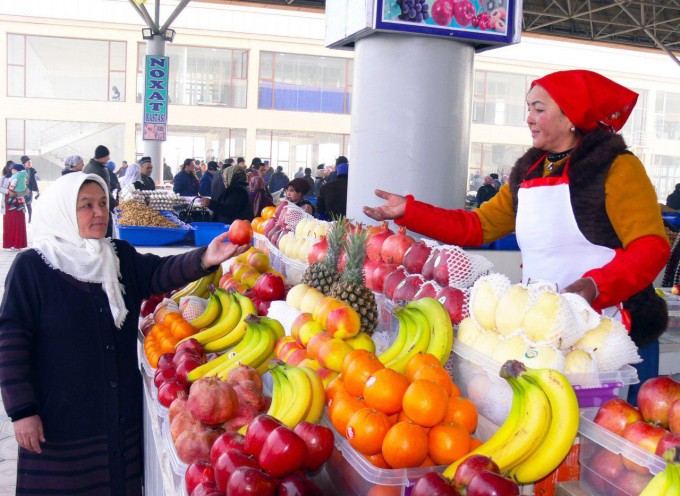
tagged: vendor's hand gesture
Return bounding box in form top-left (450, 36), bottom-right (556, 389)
top-left (197, 198), bottom-right (210, 208)
top-left (561, 277), bottom-right (598, 304)
top-left (201, 232), bottom-right (249, 268)
top-left (363, 190), bottom-right (407, 221)
top-left (14, 415), bottom-right (45, 453)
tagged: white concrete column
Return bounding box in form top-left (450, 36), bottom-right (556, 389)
top-left (144, 35), bottom-right (166, 185)
top-left (347, 33), bottom-right (475, 221)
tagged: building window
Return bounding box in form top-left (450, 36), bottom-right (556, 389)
top-left (6, 118), bottom-right (125, 181)
top-left (655, 91), bottom-right (680, 140)
top-left (621, 88), bottom-right (648, 149)
top-left (136, 44), bottom-right (248, 107)
top-left (258, 52), bottom-right (352, 114)
top-left (7, 34), bottom-right (126, 101)
top-left (255, 130), bottom-right (349, 177)
top-left (473, 71), bottom-right (534, 127)
top-left (468, 143), bottom-right (527, 188)
top-left (653, 155), bottom-right (680, 201)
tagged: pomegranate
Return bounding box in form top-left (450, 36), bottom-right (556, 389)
top-left (363, 260), bottom-right (383, 290)
top-left (176, 427), bottom-right (224, 464)
top-left (383, 267), bottom-right (408, 300)
top-left (223, 403), bottom-right (260, 432)
top-left (171, 411), bottom-right (203, 442)
top-left (366, 222), bottom-right (395, 262)
top-left (234, 381), bottom-right (267, 410)
top-left (226, 364), bottom-right (263, 392)
top-left (403, 241), bottom-right (433, 275)
top-left (371, 263), bottom-right (398, 293)
top-left (308, 237), bottom-right (329, 265)
top-left (169, 393), bottom-right (189, 423)
top-left (381, 227), bottom-right (415, 265)
top-left (187, 377), bottom-right (239, 427)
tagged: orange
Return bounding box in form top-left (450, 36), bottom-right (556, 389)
top-left (419, 456), bottom-right (436, 467)
top-left (325, 375), bottom-right (347, 404)
top-left (405, 353), bottom-right (442, 382)
top-left (363, 368), bottom-right (410, 415)
top-left (367, 486), bottom-right (400, 496)
top-left (346, 408), bottom-right (392, 455)
top-left (341, 350), bottom-right (384, 398)
top-left (428, 422), bottom-right (471, 465)
top-left (261, 206), bottom-right (276, 219)
top-left (470, 437), bottom-right (483, 450)
top-left (411, 364), bottom-right (456, 396)
top-left (329, 390), bottom-right (366, 436)
top-left (365, 453), bottom-right (391, 469)
top-left (381, 421), bottom-right (429, 469)
top-left (443, 396), bottom-right (478, 434)
top-left (402, 380), bottom-right (448, 427)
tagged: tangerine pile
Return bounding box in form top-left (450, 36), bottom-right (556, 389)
top-left (326, 350), bottom-right (481, 469)
top-left (143, 311), bottom-right (196, 367)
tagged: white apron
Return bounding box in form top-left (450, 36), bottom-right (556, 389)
top-left (515, 156), bottom-right (618, 315)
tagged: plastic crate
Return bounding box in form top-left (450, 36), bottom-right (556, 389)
top-left (116, 211), bottom-right (193, 246)
top-left (191, 222), bottom-right (230, 246)
top-left (578, 409), bottom-right (665, 495)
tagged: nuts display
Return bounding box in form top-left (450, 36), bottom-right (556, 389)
top-left (117, 199), bottom-right (179, 228)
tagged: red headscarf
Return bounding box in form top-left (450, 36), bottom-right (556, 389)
top-left (531, 70), bottom-right (638, 132)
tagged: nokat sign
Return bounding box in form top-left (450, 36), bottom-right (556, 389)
top-left (143, 55), bottom-right (169, 141)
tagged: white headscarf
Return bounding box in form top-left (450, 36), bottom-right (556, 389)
top-left (121, 163), bottom-right (141, 189)
top-left (32, 172), bottom-right (128, 328)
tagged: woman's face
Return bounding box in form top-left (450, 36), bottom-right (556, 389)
top-left (286, 187), bottom-right (302, 203)
top-left (77, 182), bottom-right (109, 239)
top-left (526, 85), bottom-right (580, 153)
top-left (75, 159), bottom-right (85, 171)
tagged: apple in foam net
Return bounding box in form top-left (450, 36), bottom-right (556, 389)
top-left (637, 376), bottom-right (680, 428)
top-left (383, 268), bottom-right (408, 300)
top-left (436, 286), bottom-right (467, 325)
top-left (371, 263), bottom-right (398, 293)
top-left (594, 398), bottom-right (643, 436)
top-left (392, 275), bottom-right (425, 302)
top-left (402, 241), bottom-right (433, 275)
top-left (413, 281), bottom-right (438, 300)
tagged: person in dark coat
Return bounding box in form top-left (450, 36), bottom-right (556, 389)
top-left (303, 168), bottom-right (315, 195)
top-left (0, 172), bottom-right (245, 495)
top-left (476, 176), bottom-right (498, 206)
top-left (313, 164), bottom-right (326, 197)
top-left (285, 178), bottom-right (315, 216)
top-left (269, 166), bottom-right (289, 196)
top-left (135, 157), bottom-right (156, 191)
top-left (667, 184), bottom-right (680, 210)
top-left (198, 165), bottom-right (253, 223)
top-left (173, 158), bottom-right (199, 197)
top-left (317, 162), bottom-right (348, 219)
top-left (199, 161), bottom-right (218, 197)
top-left (163, 160), bottom-right (173, 182)
top-left (21, 156), bottom-right (39, 223)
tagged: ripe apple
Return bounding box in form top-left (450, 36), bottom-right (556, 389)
top-left (584, 448), bottom-right (625, 494)
top-left (258, 425), bottom-right (308, 477)
top-left (345, 332), bottom-right (376, 353)
top-left (297, 319), bottom-right (323, 347)
top-left (594, 398), bottom-right (643, 436)
top-left (670, 399), bottom-right (680, 434)
top-left (293, 421), bottom-right (335, 471)
top-left (158, 380), bottom-right (188, 407)
top-left (611, 469), bottom-right (653, 496)
top-left (307, 331), bottom-right (333, 360)
top-left (622, 421), bottom-right (667, 472)
top-left (176, 338), bottom-right (205, 358)
top-left (372, 263), bottom-right (399, 293)
top-left (453, 454), bottom-right (501, 494)
top-left (638, 376), bottom-right (680, 428)
top-left (436, 286), bottom-right (467, 325)
top-left (317, 338), bottom-right (354, 373)
top-left (275, 336), bottom-right (299, 359)
top-left (326, 305), bottom-right (361, 339)
top-left (157, 353), bottom-right (176, 370)
top-left (656, 432), bottom-right (680, 457)
top-left (141, 298), bottom-right (159, 318)
top-left (286, 349), bottom-right (310, 366)
top-left (190, 481), bottom-right (222, 496)
top-left (313, 297), bottom-right (349, 329)
top-left (185, 461), bottom-right (215, 495)
top-left (403, 241), bottom-right (433, 275)
top-left (226, 466), bottom-right (278, 496)
top-left (672, 284), bottom-right (680, 295)
top-left (392, 275), bottom-right (425, 302)
top-left (363, 259), bottom-right (383, 290)
top-left (228, 219), bottom-right (253, 245)
top-left (241, 269), bottom-right (261, 289)
top-left (244, 414), bottom-right (283, 458)
top-left (286, 284), bottom-right (311, 310)
top-left (431, 0), bottom-right (454, 26)
top-left (210, 431), bottom-right (246, 466)
top-left (277, 473), bottom-right (324, 496)
top-left (300, 288), bottom-right (325, 315)
top-left (412, 471), bottom-right (456, 496)
top-left (467, 471), bottom-right (519, 496)
top-left (413, 282), bottom-right (439, 300)
top-left (298, 358), bottom-right (322, 370)
top-left (383, 268), bottom-right (407, 300)
top-left (252, 273), bottom-right (285, 302)
top-left (213, 449), bottom-right (259, 492)
top-left (176, 356), bottom-right (205, 385)
top-left (278, 341), bottom-right (305, 363)
top-left (247, 251), bottom-right (270, 273)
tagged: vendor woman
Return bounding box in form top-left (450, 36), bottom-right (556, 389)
top-left (364, 70), bottom-right (670, 404)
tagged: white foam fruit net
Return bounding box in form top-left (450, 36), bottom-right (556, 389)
top-left (180, 296), bottom-right (208, 323)
top-left (469, 273), bottom-right (512, 331)
top-left (281, 202), bottom-right (314, 232)
top-left (437, 245), bottom-right (493, 289)
top-left (574, 317), bottom-right (642, 371)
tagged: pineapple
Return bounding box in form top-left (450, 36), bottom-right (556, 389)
top-left (301, 217), bottom-right (347, 294)
top-left (329, 229), bottom-right (379, 336)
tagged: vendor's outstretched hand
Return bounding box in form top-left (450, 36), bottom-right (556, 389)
top-left (363, 189), bottom-right (407, 221)
top-left (201, 232), bottom-right (249, 268)
top-left (561, 277), bottom-right (597, 304)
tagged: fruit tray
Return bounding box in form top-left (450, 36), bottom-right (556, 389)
top-left (116, 211), bottom-right (194, 246)
top-left (578, 409), bottom-right (665, 495)
top-left (253, 233), bottom-right (286, 274)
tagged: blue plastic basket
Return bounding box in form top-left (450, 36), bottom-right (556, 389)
top-left (115, 211), bottom-right (193, 246)
top-left (191, 222), bottom-right (230, 246)
top-left (495, 233), bottom-right (520, 250)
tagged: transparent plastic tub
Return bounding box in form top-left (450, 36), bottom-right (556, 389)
top-left (578, 409), bottom-right (665, 495)
top-left (281, 254), bottom-right (308, 286)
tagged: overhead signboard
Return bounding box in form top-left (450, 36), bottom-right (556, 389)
top-left (143, 55), bottom-right (169, 141)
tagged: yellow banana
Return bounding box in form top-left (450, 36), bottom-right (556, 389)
top-left (236, 292), bottom-right (258, 319)
top-left (181, 290), bottom-right (240, 346)
top-left (189, 292), bottom-right (221, 330)
top-left (187, 320), bottom-right (257, 382)
top-left (203, 292), bottom-right (256, 352)
top-left (269, 363), bottom-right (295, 422)
top-left (266, 366), bottom-right (285, 419)
top-left (444, 375), bottom-right (525, 479)
top-left (378, 307), bottom-right (412, 365)
top-left (277, 364), bottom-right (312, 428)
top-left (640, 449), bottom-right (680, 496)
top-left (299, 366), bottom-right (325, 423)
top-left (171, 279), bottom-right (201, 304)
top-left (188, 274), bottom-right (213, 300)
top-left (408, 297), bottom-right (454, 365)
top-left (256, 351), bottom-right (276, 375)
top-left (386, 307), bottom-right (431, 374)
top-left (509, 366), bottom-right (579, 484)
top-left (259, 316), bottom-right (285, 342)
top-left (216, 319), bottom-right (277, 380)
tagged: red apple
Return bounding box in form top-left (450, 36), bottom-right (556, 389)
top-left (253, 273), bottom-right (285, 302)
top-left (403, 241), bottom-right (433, 275)
top-left (174, 348), bottom-right (206, 366)
top-left (583, 448), bottom-right (625, 495)
top-left (228, 219), bottom-right (253, 245)
top-left (210, 431), bottom-right (247, 466)
top-left (190, 481), bottom-right (222, 496)
top-left (277, 473), bottom-right (324, 496)
top-left (669, 399), bottom-right (680, 434)
top-left (594, 398), bottom-right (643, 436)
top-left (421, 249), bottom-right (439, 280)
top-left (610, 469), bottom-right (653, 496)
top-left (638, 376), bottom-right (680, 428)
top-left (185, 461), bottom-right (215, 495)
top-left (413, 282), bottom-right (439, 300)
top-left (453, 454), bottom-right (501, 494)
top-left (141, 298), bottom-right (159, 317)
top-left (622, 421), bottom-right (667, 473)
top-left (672, 284), bottom-right (680, 295)
top-left (392, 275), bottom-right (425, 302)
top-left (226, 466), bottom-right (278, 496)
top-left (436, 286), bottom-right (467, 325)
top-left (157, 353), bottom-right (176, 370)
top-left (383, 267), bottom-right (407, 300)
top-left (412, 471), bottom-right (457, 496)
top-left (175, 338), bottom-right (205, 358)
top-left (656, 432), bottom-right (680, 457)
top-left (214, 449), bottom-right (260, 493)
top-left (372, 263), bottom-right (399, 293)
top-left (293, 422), bottom-right (335, 471)
top-left (255, 299), bottom-right (271, 316)
top-left (176, 356), bottom-right (205, 385)
top-left (258, 425), bottom-right (308, 478)
top-left (433, 247), bottom-right (472, 287)
top-left (244, 414), bottom-right (283, 458)
top-left (154, 366), bottom-right (177, 388)
top-left (467, 471), bottom-right (519, 496)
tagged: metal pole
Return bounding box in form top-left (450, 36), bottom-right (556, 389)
top-left (144, 35), bottom-right (166, 186)
top-left (155, 0), bottom-right (160, 28)
top-left (160, 0), bottom-right (191, 34)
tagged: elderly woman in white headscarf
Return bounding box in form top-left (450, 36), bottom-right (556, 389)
top-left (62, 155), bottom-right (84, 175)
top-left (0, 172), bottom-right (247, 495)
top-left (120, 163), bottom-right (142, 190)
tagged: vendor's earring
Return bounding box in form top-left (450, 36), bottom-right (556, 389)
top-left (570, 126), bottom-right (576, 132)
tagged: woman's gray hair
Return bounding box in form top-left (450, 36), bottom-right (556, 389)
top-left (64, 155), bottom-right (83, 168)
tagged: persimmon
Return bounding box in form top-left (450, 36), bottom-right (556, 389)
top-left (402, 380), bottom-right (448, 427)
top-left (363, 368), bottom-right (410, 415)
top-left (428, 422), bottom-right (471, 465)
top-left (381, 421), bottom-right (429, 469)
top-left (346, 408), bottom-right (392, 455)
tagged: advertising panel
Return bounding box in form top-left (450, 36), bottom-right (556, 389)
top-left (143, 55), bottom-right (169, 141)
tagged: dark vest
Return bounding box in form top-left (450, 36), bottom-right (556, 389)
top-left (507, 128), bottom-right (667, 347)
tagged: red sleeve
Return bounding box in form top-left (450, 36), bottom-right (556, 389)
top-left (584, 235), bottom-right (670, 309)
top-left (394, 195), bottom-right (484, 247)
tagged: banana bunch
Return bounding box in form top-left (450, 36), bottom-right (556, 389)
top-left (187, 315), bottom-right (284, 382)
top-left (171, 265), bottom-right (223, 304)
top-left (378, 297), bottom-right (453, 372)
top-left (443, 360), bottom-right (579, 484)
top-left (189, 291), bottom-right (222, 329)
top-left (641, 448), bottom-right (680, 496)
top-left (267, 361), bottom-right (326, 428)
